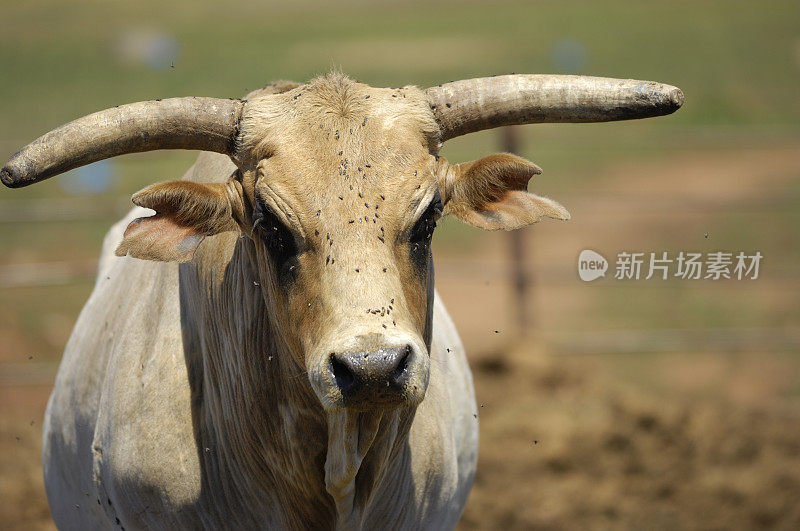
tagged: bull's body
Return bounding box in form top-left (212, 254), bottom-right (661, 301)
top-left (43, 152), bottom-right (478, 530)
top-left (3, 72), bottom-right (681, 530)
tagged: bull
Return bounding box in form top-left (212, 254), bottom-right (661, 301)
top-left (1, 73), bottom-right (682, 529)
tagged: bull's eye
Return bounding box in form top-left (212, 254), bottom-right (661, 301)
top-left (408, 193), bottom-right (442, 270)
top-left (409, 193), bottom-right (442, 244)
top-left (253, 203), bottom-right (300, 283)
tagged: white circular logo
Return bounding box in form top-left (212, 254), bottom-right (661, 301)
top-left (577, 250), bottom-right (608, 282)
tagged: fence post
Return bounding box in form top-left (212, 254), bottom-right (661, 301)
top-left (501, 126), bottom-right (531, 337)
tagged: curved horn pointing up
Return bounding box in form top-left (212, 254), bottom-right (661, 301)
top-left (426, 75), bottom-right (684, 141)
top-left (1, 97), bottom-right (244, 188)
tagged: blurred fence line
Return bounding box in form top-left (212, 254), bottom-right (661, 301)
top-left (2, 190), bottom-right (798, 225)
top-left (0, 260), bottom-right (98, 288)
top-left (3, 257), bottom-right (800, 289)
top-left (542, 326), bottom-right (800, 355)
top-left (0, 197), bottom-right (132, 223)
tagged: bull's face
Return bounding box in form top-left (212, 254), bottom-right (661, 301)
top-left (240, 90), bottom-right (443, 410)
top-left (113, 78), bottom-right (571, 412)
top-left (4, 73), bottom-right (681, 412)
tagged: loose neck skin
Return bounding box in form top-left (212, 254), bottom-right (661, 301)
top-left (177, 232), bottom-right (417, 529)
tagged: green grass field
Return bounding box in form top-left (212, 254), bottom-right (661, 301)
top-left (2, 0), bottom-right (799, 359)
top-left (1, 0), bottom-right (798, 343)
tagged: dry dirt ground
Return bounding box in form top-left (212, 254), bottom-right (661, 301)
top-left (460, 348), bottom-right (800, 530)
top-left (3, 350), bottom-right (799, 530)
top-left (2, 144), bottom-right (799, 529)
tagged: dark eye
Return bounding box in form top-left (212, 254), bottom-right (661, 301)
top-left (409, 194), bottom-right (442, 244)
top-left (253, 202), bottom-right (299, 282)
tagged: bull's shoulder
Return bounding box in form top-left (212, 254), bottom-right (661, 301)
top-left (383, 293), bottom-right (477, 528)
top-left (46, 206), bottom-right (200, 527)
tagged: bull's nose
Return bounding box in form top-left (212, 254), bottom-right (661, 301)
top-left (329, 345), bottom-right (413, 407)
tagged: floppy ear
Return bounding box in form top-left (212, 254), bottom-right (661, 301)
top-left (438, 153), bottom-right (570, 230)
top-left (115, 179), bottom-right (244, 262)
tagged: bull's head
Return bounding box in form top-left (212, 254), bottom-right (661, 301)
top-left (1, 74), bottom-right (682, 413)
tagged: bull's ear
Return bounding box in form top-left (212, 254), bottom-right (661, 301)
top-left (115, 179), bottom-right (244, 262)
top-left (438, 153), bottom-right (570, 230)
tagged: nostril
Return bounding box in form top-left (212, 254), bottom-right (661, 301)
top-left (330, 353), bottom-right (355, 393)
top-left (392, 345), bottom-right (412, 385)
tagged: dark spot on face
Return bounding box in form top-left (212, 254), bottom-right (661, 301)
top-left (314, 229), bottom-right (319, 236)
top-left (407, 192), bottom-right (441, 271)
top-left (253, 199), bottom-right (299, 285)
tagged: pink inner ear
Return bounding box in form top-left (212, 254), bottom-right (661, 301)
top-left (117, 214), bottom-right (206, 262)
top-left (455, 190), bottom-right (570, 231)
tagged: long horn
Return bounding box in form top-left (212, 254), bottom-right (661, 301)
top-left (1, 97), bottom-right (244, 188)
top-left (426, 74), bottom-right (683, 141)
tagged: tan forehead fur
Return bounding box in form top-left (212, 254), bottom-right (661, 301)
top-left (237, 72), bottom-right (441, 160)
top-left (235, 73), bottom-right (442, 238)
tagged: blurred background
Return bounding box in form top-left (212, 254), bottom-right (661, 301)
top-left (1, 0), bottom-right (799, 529)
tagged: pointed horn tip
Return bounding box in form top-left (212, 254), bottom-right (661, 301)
top-left (659, 85), bottom-right (684, 114)
top-left (1, 167), bottom-right (19, 188)
top-left (669, 86), bottom-right (685, 110)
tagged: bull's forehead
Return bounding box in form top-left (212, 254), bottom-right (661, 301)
top-left (239, 74), bottom-right (441, 234)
